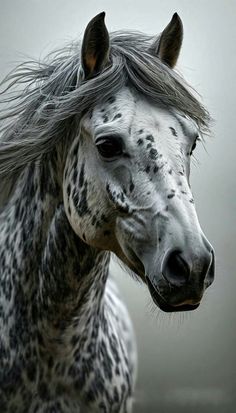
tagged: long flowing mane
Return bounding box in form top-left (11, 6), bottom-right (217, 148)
top-left (0, 30), bottom-right (210, 205)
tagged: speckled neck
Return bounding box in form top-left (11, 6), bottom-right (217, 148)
top-left (0, 154), bottom-right (110, 355)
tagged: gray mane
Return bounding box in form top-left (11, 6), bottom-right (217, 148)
top-left (0, 30), bottom-right (211, 205)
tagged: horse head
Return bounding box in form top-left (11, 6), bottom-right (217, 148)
top-left (63, 12), bottom-right (215, 312)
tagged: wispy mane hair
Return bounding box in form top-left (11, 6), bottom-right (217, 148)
top-left (0, 30), bottom-right (211, 204)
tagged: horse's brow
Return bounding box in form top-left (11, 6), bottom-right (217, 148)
top-left (172, 112), bottom-right (199, 138)
top-left (94, 123), bottom-right (128, 138)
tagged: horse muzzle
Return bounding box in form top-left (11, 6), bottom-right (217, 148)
top-left (145, 246), bottom-right (215, 312)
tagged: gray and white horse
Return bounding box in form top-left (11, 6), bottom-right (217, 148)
top-left (0, 12), bottom-right (215, 413)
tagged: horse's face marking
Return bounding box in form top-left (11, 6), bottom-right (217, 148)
top-left (63, 86), bottom-right (213, 304)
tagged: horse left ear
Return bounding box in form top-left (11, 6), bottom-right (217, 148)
top-left (151, 13), bottom-right (183, 68)
top-left (81, 12), bottom-right (110, 79)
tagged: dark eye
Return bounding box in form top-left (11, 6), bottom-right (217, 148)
top-left (190, 136), bottom-right (199, 156)
top-left (95, 136), bottom-right (123, 159)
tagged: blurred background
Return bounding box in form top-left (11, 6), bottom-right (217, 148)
top-left (0, 1), bottom-right (235, 412)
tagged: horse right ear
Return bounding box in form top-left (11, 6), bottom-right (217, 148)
top-left (150, 13), bottom-right (183, 68)
top-left (81, 12), bottom-right (110, 79)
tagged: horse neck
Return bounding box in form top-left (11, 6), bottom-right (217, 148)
top-left (37, 203), bottom-right (110, 352)
top-left (1, 150), bottom-right (110, 352)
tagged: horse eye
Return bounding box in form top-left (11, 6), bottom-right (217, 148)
top-left (190, 136), bottom-right (199, 156)
top-left (95, 136), bottom-right (123, 159)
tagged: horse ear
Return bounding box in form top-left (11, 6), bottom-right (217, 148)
top-left (151, 13), bottom-right (183, 68)
top-left (81, 12), bottom-right (110, 79)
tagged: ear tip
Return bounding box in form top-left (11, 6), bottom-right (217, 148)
top-left (85, 12), bottom-right (107, 31)
top-left (172, 12), bottom-right (183, 26)
top-left (96, 11), bottom-right (106, 21)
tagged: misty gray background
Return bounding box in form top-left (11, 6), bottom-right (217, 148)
top-left (0, 1), bottom-right (235, 412)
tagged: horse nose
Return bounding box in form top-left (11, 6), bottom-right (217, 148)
top-left (162, 248), bottom-right (215, 288)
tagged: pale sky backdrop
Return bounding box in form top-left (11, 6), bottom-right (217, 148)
top-left (0, 1), bottom-right (235, 412)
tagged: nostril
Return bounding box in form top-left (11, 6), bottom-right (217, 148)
top-left (162, 250), bottom-right (191, 287)
top-left (205, 250), bottom-right (215, 287)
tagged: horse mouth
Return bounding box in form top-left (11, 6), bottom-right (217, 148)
top-left (146, 276), bottom-right (200, 313)
top-left (123, 247), bottom-right (201, 312)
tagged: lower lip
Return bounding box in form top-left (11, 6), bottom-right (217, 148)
top-left (146, 277), bottom-right (200, 313)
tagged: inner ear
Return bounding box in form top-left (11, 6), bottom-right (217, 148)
top-left (81, 12), bottom-right (110, 79)
top-left (151, 13), bottom-right (183, 68)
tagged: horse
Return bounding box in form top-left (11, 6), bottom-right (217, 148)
top-left (0, 11), bottom-right (215, 413)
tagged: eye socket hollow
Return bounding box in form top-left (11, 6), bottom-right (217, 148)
top-left (95, 136), bottom-right (123, 159)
